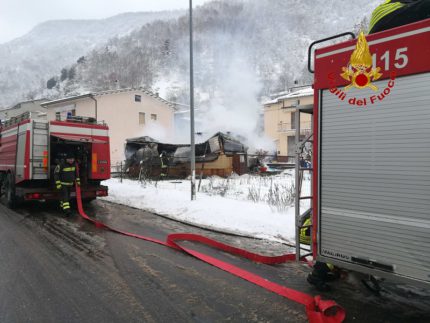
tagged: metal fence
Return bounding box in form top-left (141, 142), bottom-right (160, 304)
top-left (111, 162), bottom-right (125, 182)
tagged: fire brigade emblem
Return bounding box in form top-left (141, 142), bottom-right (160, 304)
top-left (341, 32), bottom-right (382, 91)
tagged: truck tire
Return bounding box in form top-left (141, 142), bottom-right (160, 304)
top-left (0, 174), bottom-right (4, 197)
top-left (83, 198), bottom-right (96, 204)
top-left (5, 173), bottom-right (17, 209)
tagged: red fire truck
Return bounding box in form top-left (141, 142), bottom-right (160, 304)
top-left (0, 111), bottom-right (110, 207)
top-left (308, 18), bottom-right (430, 287)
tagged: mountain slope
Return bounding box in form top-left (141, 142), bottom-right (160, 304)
top-left (47, 0), bottom-right (378, 100)
top-left (1, 0), bottom-right (380, 148)
top-left (38, 0), bottom-right (378, 145)
top-left (0, 11), bottom-right (183, 107)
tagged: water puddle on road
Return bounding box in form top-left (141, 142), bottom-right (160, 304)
top-left (14, 201), bottom-right (107, 260)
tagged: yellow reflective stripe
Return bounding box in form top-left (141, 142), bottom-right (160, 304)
top-left (299, 236), bottom-right (311, 245)
top-left (371, 1), bottom-right (398, 21)
top-left (61, 182), bottom-right (74, 186)
top-left (300, 218), bottom-right (312, 245)
top-left (370, 4), bottom-right (403, 31)
top-left (370, 4), bottom-right (401, 30)
top-left (369, 2), bottom-right (405, 32)
top-left (327, 263), bottom-right (335, 271)
top-left (63, 202), bottom-right (70, 206)
top-left (63, 205), bottom-right (71, 210)
top-left (62, 167), bottom-right (76, 172)
top-left (376, 3), bottom-right (403, 21)
top-left (55, 181), bottom-right (61, 184)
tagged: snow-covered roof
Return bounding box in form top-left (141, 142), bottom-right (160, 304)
top-left (41, 93), bottom-right (92, 106)
top-left (5, 98), bottom-right (48, 111)
top-left (263, 86), bottom-right (313, 105)
top-left (41, 87), bottom-right (176, 109)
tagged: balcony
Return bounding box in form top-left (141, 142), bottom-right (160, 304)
top-left (277, 123), bottom-right (311, 135)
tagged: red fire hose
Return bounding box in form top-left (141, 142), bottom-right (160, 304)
top-left (74, 179), bottom-right (345, 323)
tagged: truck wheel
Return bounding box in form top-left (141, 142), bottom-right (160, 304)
top-left (0, 175), bottom-right (3, 197)
top-left (5, 173), bottom-right (17, 209)
top-left (83, 198), bottom-right (96, 204)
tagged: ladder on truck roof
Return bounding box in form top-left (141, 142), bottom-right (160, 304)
top-left (1, 111), bottom-right (46, 128)
top-left (294, 104), bottom-right (314, 261)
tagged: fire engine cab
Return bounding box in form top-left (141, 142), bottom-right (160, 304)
top-left (0, 111), bottom-right (110, 207)
top-left (303, 18), bottom-right (430, 287)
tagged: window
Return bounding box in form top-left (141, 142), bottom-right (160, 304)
top-left (135, 95), bottom-right (141, 102)
top-left (139, 112), bottom-right (145, 125)
top-left (151, 114), bottom-right (157, 121)
top-left (291, 99), bottom-right (300, 107)
top-left (291, 111), bottom-right (296, 130)
top-left (288, 136), bottom-right (296, 156)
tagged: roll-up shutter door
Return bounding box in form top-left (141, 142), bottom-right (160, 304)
top-left (319, 73), bottom-right (430, 283)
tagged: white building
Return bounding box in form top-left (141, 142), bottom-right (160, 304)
top-left (42, 88), bottom-right (176, 164)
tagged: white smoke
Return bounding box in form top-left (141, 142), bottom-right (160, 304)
top-left (136, 119), bottom-right (172, 143)
top-left (148, 32), bottom-right (276, 153)
top-left (199, 52), bottom-right (275, 152)
top-left (166, 41), bottom-right (275, 153)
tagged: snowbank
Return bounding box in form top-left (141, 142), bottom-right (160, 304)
top-left (101, 175), bottom-right (306, 243)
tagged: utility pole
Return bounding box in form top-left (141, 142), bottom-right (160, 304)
top-left (189, 0), bottom-right (196, 200)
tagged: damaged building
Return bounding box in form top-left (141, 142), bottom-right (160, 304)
top-left (124, 132), bottom-right (248, 178)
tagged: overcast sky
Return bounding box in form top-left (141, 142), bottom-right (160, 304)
top-left (0, 0), bottom-right (211, 44)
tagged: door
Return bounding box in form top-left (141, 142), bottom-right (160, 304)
top-left (319, 73), bottom-right (430, 283)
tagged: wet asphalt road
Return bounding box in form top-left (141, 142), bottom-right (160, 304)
top-left (0, 199), bottom-right (429, 323)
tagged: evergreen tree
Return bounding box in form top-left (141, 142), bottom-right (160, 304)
top-left (60, 68), bottom-right (68, 81)
top-left (47, 77), bottom-right (57, 89)
top-left (68, 67), bottom-right (76, 80)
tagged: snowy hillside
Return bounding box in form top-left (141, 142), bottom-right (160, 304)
top-left (40, 0), bottom-right (378, 146)
top-left (0, 11), bottom-right (183, 108)
top-left (47, 1), bottom-right (377, 96)
top-left (1, 0), bottom-right (380, 146)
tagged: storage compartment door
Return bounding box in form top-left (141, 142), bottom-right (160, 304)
top-left (319, 73), bottom-right (430, 283)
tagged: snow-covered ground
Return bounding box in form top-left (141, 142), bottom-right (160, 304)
top-left (101, 171), bottom-right (310, 243)
top-left (101, 173), bottom-right (430, 305)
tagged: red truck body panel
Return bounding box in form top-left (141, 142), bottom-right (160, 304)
top-left (312, 18), bottom-right (430, 286)
top-left (0, 113), bottom-right (111, 201)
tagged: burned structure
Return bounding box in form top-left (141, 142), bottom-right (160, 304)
top-left (124, 132), bottom-right (247, 178)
